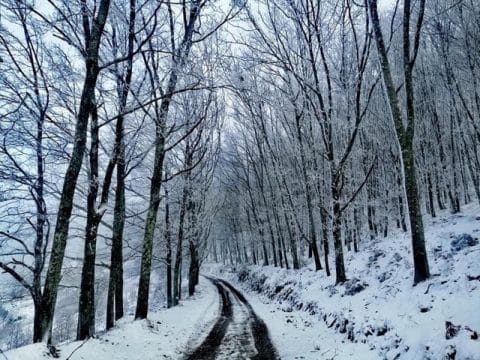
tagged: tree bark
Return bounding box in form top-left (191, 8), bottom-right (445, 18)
top-left (173, 163), bottom-right (191, 306)
top-left (106, 150), bottom-right (126, 329)
top-left (165, 185), bottom-right (173, 308)
top-left (135, 0), bottom-right (201, 318)
top-left (77, 103), bottom-right (101, 340)
top-left (368, 0), bottom-right (430, 284)
top-left (38, 0), bottom-right (111, 341)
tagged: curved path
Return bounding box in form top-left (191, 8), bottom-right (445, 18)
top-left (186, 277), bottom-right (279, 360)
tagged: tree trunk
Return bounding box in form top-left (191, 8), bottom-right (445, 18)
top-left (280, 189), bottom-right (299, 269)
top-left (77, 101), bottom-right (102, 340)
top-left (106, 0), bottom-right (135, 329)
top-left (38, 0), bottom-right (111, 341)
top-left (403, 144), bottom-right (430, 282)
top-left (295, 112), bottom-right (322, 271)
top-left (107, 152), bottom-right (125, 330)
top-left (427, 172), bottom-right (436, 218)
top-left (321, 208), bottom-right (331, 276)
top-left (173, 167), bottom-right (191, 306)
top-left (165, 187), bottom-right (173, 308)
top-left (106, 153), bottom-right (125, 329)
top-left (397, 175), bottom-right (408, 232)
top-left (353, 206), bottom-right (360, 253)
top-left (135, 0), bottom-right (201, 317)
top-left (32, 298), bottom-right (43, 343)
top-left (188, 241), bottom-right (199, 296)
top-left (332, 186), bottom-right (346, 284)
top-left (368, 0), bottom-right (430, 284)
top-left (135, 131), bottom-right (166, 318)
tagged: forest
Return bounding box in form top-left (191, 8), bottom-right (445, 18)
top-left (0, 0), bottom-right (479, 359)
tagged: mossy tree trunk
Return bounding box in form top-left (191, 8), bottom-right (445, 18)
top-left (38, 0), bottom-right (112, 341)
top-left (368, 0), bottom-right (430, 284)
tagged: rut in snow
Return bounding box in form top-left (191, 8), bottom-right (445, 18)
top-left (185, 277), bottom-right (278, 360)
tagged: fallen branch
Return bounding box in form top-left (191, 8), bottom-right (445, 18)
top-left (65, 339), bottom-right (89, 360)
top-left (424, 283), bottom-right (433, 294)
top-left (0, 348), bottom-right (9, 360)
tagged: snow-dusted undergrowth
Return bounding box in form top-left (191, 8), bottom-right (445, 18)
top-left (212, 204), bottom-right (480, 359)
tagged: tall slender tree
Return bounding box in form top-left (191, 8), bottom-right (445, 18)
top-left (368, 0), bottom-right (430, 283)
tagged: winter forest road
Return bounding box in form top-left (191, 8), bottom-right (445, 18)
top-left (185, 277), bottom-right (279, 360)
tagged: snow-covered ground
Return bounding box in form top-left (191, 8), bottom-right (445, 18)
top-left (3, 277), bottom-right (219, 360)
top-left (209, 204), bottom-right (480, 359)
top-left (3, 205), bottom-right (480, 360)
top-left (234, 281), bottom-right (379, 359)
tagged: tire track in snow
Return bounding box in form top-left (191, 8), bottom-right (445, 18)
top-left (185, 278), bottom-right (233, 360)
top-left (185, 277), bottom-right (278, 360)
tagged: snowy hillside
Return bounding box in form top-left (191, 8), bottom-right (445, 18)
top-left (4, 279), bottom-right (219, 360)
top-left (209, 204), bottom-right (480, 360)
top-left (3, 207), bottom-right (480, 359)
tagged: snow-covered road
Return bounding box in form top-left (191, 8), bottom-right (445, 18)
top-left (186, 277), bottom-right (278, 360)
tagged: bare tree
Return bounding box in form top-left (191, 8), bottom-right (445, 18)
top-left (368, 0), bottom-right (430, 284)
top-left (0, 0), bottom-right (51, 342)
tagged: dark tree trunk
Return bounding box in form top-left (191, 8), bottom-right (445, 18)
top-left (106, 0), bottom-right (135, 329)
top-left (178, 261), bottom-right (183, 301)
top-left (106, 153), bottom-right (125, 329)
top-left (403, 144), bottom-right (430, 283)
top-left (321, 208), bottom-right (331, 276)
top-left (427, 172), bottom-right (436, 218)
top-left (135, 133), bottom-right (166, 318)
top-left (165, 188), bottom-right (173, 308)
top-left (77, 102), bottom-right (102, 340)
top-left (353, 207), bottom-right (360, 253)
top-left (173, 165), bottom-right (191, 306)
top-left (32, 299), bottom-right (43, 343)
top-left (368, 0), bottom-right (430, 284)
top-left (38, 0), bottom-right (111, 341)
top-left (367, 200), bottom-right (378, 239)
top-left (332, 186), bottom-right (346, 284)
top-left (397, 175), bottom-right (408, 232)
top-left (135, 0), bottom-right (201, 318)
top-left (188, 241), bottom-right (199, 296)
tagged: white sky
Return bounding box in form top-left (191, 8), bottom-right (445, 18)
top-left (379, 0), bottom-right (398, 11)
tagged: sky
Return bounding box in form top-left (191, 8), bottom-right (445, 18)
top-left (379, 0), bottom-right (398, 10)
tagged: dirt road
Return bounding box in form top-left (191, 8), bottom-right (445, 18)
top-left (185, 277), bottom-right (279, 360)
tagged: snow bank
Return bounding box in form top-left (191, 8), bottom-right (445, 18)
top-left (4, 277), bottom-right (218, 360)
top-left (210, 204), bottom-right (480, 359)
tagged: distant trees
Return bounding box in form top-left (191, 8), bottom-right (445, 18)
top-left (220, 0), bottom-right (379, 283)
top-left (212, 0), bottom-right (478, 286)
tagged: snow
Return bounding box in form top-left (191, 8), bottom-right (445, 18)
top-left (208, 203), bottom-right (480, 359)
top-left (234, 283), bottom-right (378, 359)
top-left (216, 291), bottom-right (258, 358)
top-left (4, 205), bottom-right (480, 360)
top-left (4, 277), bottom-right (218, 360)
